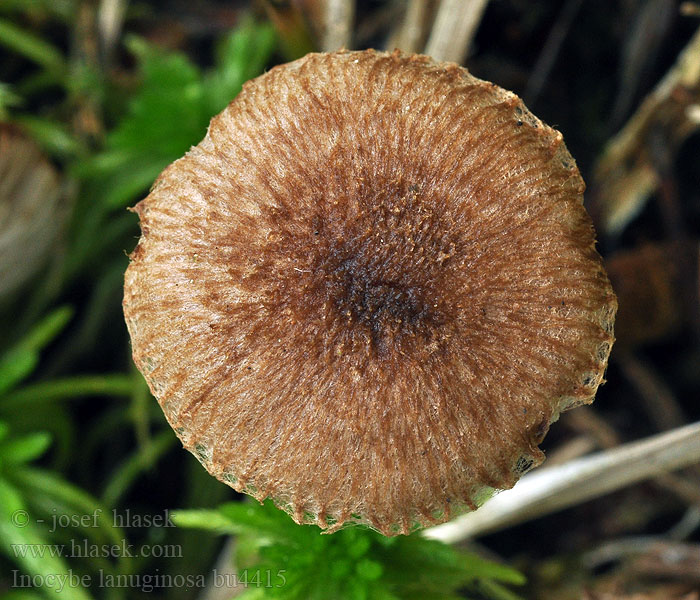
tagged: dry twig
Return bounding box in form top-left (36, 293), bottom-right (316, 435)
top-left (616, 349), bottom-right (687, 431)
top-left (424, 422), bottom-right (700, 543)
top-left (98, 0), bottom-right (128, 63)
top-left (423, 0), bottom-right (489, 64)
top-left (524, 0), bottom-right (583, 106)
top-left (322, 0), bottom-right (354, 51)
top-left (592, 26), bottom-right (700, 235)
top-left (388, 0), bottom-right (433, 54)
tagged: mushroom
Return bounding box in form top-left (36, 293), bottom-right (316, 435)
top-left (0, 125), bottom-right (66, 302)
top-left (123, 49), bottom-right (617, 535)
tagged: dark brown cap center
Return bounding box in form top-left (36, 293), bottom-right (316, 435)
top-left (258, 177), bottom-right (457, 363)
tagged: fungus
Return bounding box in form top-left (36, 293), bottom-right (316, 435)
top-left (0, 125), bottom-right (66, 302)
top-left (123, 50), bottom-right (617, 535)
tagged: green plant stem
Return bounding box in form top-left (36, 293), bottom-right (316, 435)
top-left (1, 375), bottom-right (133, 411)
top-left (102, 430), bottom-right (175, 508)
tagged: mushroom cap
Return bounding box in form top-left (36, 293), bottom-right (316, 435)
top-left (123, 49), bottom-right (616, 535)
top-left (0, 125), bottom-right (65, 301)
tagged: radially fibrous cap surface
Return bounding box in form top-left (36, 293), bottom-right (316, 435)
top-left (123, 49), bottom-right (617, 535)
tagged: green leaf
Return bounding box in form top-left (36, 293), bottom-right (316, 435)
top-left (13, 305), bottom-right (73, 354)
top-left (0, 18), bottom-right (66, 74)
top-left (346, 534), bottom-right (371, 559)
top-left (79, 35), bottom-right (206, 209)
top-left (82, 19), bottom-right (276, 210)
top-left (0, 0), bottom-right (74, 22)
top-left (204, 18), bottom-right (276, 115)
top-left (0, 307), bottom-right (72, 394)
top-left (115, 34), bottom-right (206, 153)
top-left (0, 431), bottom-right (51, 464)
top-left (101, 158), bottom-right (167, 209)
top-left (0, 590), bottom-right (46, 600)
top-left (170, 509), bottom-right (245, 535)
top-left (0, 350), bottom-right (38, 396)
top-left (12, 115), bottom-right (82, 158)
top-left (478, 579), bottom-right (527, 600)
top-left (101, 429), bottom-right (175, 507)
top-left (0, 81), bottom-right (22, 119)
top-left (0, 477), bottom-right (93, 600)
top-left (174, 501), bottom-right (297, 544)
top-left (356, 558), bottom-right (383, 580)
top-left (457, 552), bottom-right (527, 585)
top-left (236, 590), bottom-right (267, 600)
top-left (175, 499), bottom-right (525, 600)
top-left (1, 375), bottom-right (133, 412)
top-left (9, 467), bottom-right (126, 549)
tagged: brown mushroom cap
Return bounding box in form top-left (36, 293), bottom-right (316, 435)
top-left (123, 49), bottom-right (616, 535)
top-left (0, 125), bottom-right (65, 301)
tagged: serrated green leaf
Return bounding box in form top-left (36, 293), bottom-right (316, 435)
top-left (117, 35), bottom-right (206, 153)
top-left (175, 499), bottom-right (524, 600)
top-left (217, 501), bottom-right (300, 543)
top-left (79, 35), bottom-right (207, 209)
top-left (102, 158), bottom-right (168, 209)
top-left (204, 18), bottom-right (276, 115)
top-left (83, 19), bottom-right (275, 210)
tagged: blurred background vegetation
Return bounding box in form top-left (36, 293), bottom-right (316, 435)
top-left (0, 1), bottom-right (699, 599)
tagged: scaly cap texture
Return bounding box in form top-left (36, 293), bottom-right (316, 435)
top-left (123, 49), bottom-right (616, 535)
